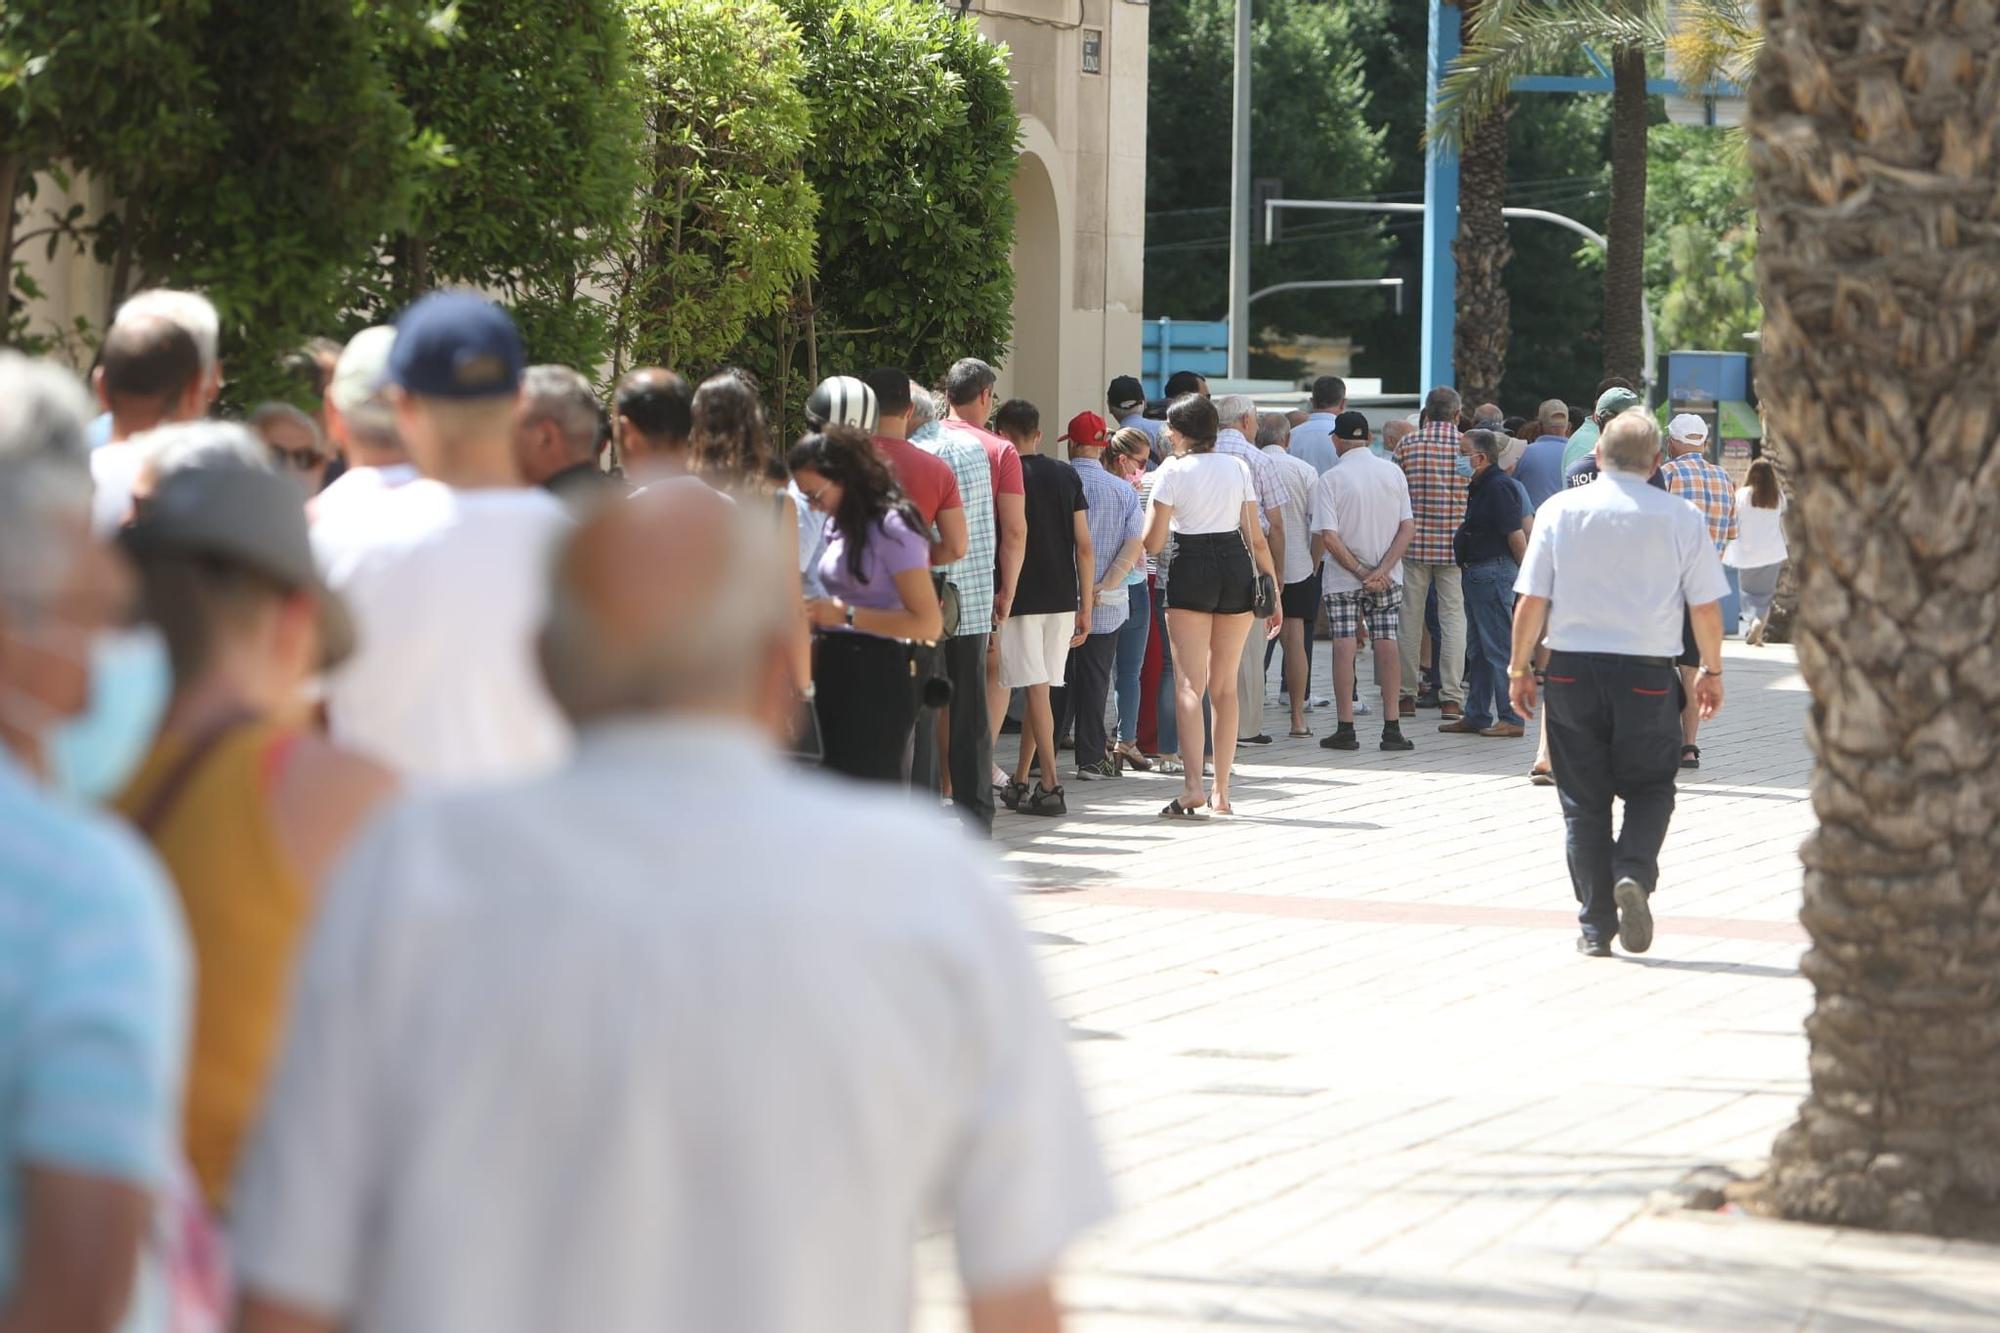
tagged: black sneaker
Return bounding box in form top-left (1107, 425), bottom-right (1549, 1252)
top-left (1022, 783), bottom-right (1067, 817)
top-left (1415, 689), bottom-right (1441, 710)
top-left (1321, 724), bottom-right (1359, 751)
top-left (997, 780), bottom-right (1028, 811)
top-left (1380, 725), bottom-right (1414, 753)
top-left (1614, 877), bottom-right (1654, 953)
top-left (1576, 934), bottom-right (1613, 958)
top-left (1074, 758), bottom-right (1118, 781)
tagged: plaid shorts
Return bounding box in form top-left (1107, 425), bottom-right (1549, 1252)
top-left (1325, 585), bottom-right (1402, 640)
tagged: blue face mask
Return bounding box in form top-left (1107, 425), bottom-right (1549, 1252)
top-left (1455, 455), bottom-right (1475, 479)
top-left (46, 627), bottom-right (172, 804)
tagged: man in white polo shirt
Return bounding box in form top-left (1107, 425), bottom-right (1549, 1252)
top-left (1508, 410), bottom-right (1729, 959)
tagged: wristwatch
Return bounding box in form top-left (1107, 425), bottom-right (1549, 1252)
top-left (843, 603), bottom-right (856, 628)
top-left (1699, 664), bottom-right (1723, 678)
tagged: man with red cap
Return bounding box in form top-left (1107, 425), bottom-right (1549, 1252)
top-left (1055, 412), bottom-right (1145, 781)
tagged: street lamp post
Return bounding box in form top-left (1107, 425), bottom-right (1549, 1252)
top-left (1226, 0), bottom-right (1251, 380)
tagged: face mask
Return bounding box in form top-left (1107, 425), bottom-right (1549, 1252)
top-left (1455, 456), bottom-right (1475, 479)
top-left (41, 628), bottom-right (172, 803)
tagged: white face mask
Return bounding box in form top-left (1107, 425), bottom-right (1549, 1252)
top-left (1, 625), bottom-right (171, 803)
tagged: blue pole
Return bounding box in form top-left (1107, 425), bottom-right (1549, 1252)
top-left (1421, 0), bottom-right (1460, 394)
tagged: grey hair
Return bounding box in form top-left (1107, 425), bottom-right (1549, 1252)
top-left (250, 401), bottom-right (324, 452)
top-left (139, 421), bottom-right (275, 485)
top-left (1598, 409), bottom-right (1663, 475)
top-left (1254, 412), bottom-right (1290, 450)
top-left (907, 383), bottom-right (939, 435)
top-left (541, 486), bottom-right (792, 720)
top-left (0, 354), bottom-right (93, 599)
top-left (520, 364), bottom-right (602, 463)
top-left (1212, 394), bottom-right (1257, 428)
top-left (945, 358), bottom-right (996, 407)
top-left (1464, 429), bottom-right (1506, 468)
top-left (1423, 386), bottom-right (1462, 423)
top-left (116, 288), bottom-right (221, 371)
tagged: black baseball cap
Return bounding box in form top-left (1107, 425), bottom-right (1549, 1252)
top-left (1333, 411), bottom-right (1373, 442)
top-left (1107, 375), bottom-right (1146, 413)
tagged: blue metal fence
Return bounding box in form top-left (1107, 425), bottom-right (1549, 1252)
top-left (1140, 319), bottom-right (1229, 400)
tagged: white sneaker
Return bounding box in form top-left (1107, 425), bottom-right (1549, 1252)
top-left (1307, 695), bottom-right (1332, 710)
top-left (1354, 699), bottom-right (1372, 716)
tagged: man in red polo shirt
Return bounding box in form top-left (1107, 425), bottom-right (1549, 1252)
top-left (862, 368), bottom-right (966, 567)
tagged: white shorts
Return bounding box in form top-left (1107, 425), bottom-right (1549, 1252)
top-left (998, 612), bottom-right (1073, 689)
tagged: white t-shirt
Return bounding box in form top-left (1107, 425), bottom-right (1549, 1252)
top-left (1723, 488), bottom-right (1787, 569)
top-left (1260, 445), bottom-right (1318, 583)
top-left (1146, 451), bottom-right (1254, 535)
top-left (230, 720), bottom-right (1111, 1333)
top-left (89, 442), bottom-right (144, 535)
top-left (312, 480), bottom-right (572, 785)
top-left (307, 462), bottom-right (419, 530)
top-left (1310, 447), bottom-right (1415, 596)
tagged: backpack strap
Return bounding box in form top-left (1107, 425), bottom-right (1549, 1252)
top-left (130, 712), bottom-right (259, 839)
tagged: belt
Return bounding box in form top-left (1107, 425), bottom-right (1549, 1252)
top-left (1174, 530), bottom-right (1244, 545)
top-left (1548, 650), bottom-right (1676, 669)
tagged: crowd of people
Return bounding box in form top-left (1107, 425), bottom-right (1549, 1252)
top-left (0, 281), bottom-right (1792, 1331)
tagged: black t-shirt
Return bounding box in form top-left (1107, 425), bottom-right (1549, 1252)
top-left (1012, 452), bottom-right (1088, 615)
top-left (1564, 454), bottom-right (1667, 490)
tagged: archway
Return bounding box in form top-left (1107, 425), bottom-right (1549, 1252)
top-left (1005, 150), bottom-right (1062, 437)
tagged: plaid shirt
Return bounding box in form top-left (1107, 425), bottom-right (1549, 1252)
top-left (1215, 429), bottom-right (1282, 530)
top-left (915, 424), bottom-right (998, 637)
top-left (1662, 453), bottom-right (1740, 553)
top-left (1072, 457), bottom-right (1144, 634)
top-left (1395, 421), bottom-right (1469, 565)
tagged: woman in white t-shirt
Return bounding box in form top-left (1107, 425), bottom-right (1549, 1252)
top-left (1722, 458), bottom-right (1788, 646)
top-left (1141, 395), bottom-right (1278, 819)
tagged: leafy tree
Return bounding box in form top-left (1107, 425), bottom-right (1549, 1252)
top-left (1143, 0), bottom-right (1391, 380)
top-left (1644, 124), bottom-right (1757, 352)
top-left (0, 2), bottom-right (205, 347)
top-left (761, 0), bottom-right (1020, 399)
top-left (112, 0), bottom-right (429, 404)
top-left (373, 0), bottom-right (641, 371)
top-left (615, 0), bottom-right (816, 381)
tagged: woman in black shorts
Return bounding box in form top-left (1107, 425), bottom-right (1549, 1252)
top-left (1141, 395), bottom-right (1279, 818)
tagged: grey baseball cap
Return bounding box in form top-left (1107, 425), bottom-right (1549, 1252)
top-left (122, 464), bottom-right (356, 668)
top-left (327, 325), bottom-right (397, 431)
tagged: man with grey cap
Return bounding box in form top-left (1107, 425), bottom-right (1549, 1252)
top-left (309, 326), bottom-right (415, 528)
top-left (114, 448), bottom-right (395, 1206)
top-left (312, 291), bottom-right (571, 785)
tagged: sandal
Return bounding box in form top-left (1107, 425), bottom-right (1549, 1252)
top-left (1154, 756), bottom-right (1184, 775)
top-left (1680, 745), bottom-right (1701, 771)
top-left (1161, 797), bottom-right (1210, 821)
top-left (1289, 727), bottom-right (1313, 739)
top-left (1529, 767), bottom-right (1555, 787)
top-left (1118, 742), bottom-right (1154, 773)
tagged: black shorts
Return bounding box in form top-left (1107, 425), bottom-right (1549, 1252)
top-left (1281, 574), bottom-right (1320, 621)
top-left (1678, 608), bottom-right (1701, 668)
top-left (1166, 532), bottom-right (1254, 614)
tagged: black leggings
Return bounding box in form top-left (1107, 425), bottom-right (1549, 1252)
top-left (814, 631), bottom-right (920, 784)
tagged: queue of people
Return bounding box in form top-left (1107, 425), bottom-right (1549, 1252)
top-left (0, 280), bottom-right (1791, 1331)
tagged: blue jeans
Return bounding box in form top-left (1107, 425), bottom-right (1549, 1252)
top-left (1112, 585), bottom-right (1150, 745)
top-left (1461, 557), bottom-right (1523, 730)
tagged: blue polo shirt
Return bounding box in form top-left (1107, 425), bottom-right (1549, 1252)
top-left (1514, 434), bottom-right (1570, 510)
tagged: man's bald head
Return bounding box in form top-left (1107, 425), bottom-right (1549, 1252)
top-left (540, 482), bottom-right (793, 725)
top-left (614, 368), bottom-right (693, 469)
top-left (1382, 419), bottom-right (1414, 452)
top-left (95, 314), bottom-right (204, 437)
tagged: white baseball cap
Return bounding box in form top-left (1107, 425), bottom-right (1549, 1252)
top-left (1667, 412), bottom-right (1711, 444)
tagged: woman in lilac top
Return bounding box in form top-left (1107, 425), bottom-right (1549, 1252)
top-left (788, 428), bottom-right (943, 783)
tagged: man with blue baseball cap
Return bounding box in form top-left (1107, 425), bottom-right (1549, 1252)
top-left (312, 291), bottom-right (574, 785)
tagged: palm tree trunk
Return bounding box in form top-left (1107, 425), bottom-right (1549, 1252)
top-left (1453, 96), bottom-right (1512, 408)
top-left (1601, 43), bottom-right (1648, 385)
top-left (1753, 2), bottom-right (2000, 1235)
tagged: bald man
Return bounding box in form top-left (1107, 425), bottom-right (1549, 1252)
top-left (613, 366), bottom-right (694, 479)
top-left (234, 483), bottom-right (1110, 1333)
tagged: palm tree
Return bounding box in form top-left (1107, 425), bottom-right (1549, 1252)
top-left (1752, 4), bottom-right (2000, 1236)
top-left (1452, 1), bottom-right (1513, 408)
top-left (1435, 1), bottom-right (1755, 390)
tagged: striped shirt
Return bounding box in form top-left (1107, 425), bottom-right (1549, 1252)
top-left (1394, 421), bottom-right (1469, 565)
top-left (915, 424), bottom-right (998, 637)
top-left (1661, 453), bottom-right (1740, 554)
top-left (1072, 457), bottom-right (1144, 634)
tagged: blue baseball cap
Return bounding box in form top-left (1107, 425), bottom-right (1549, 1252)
top-left (388, 291), bottom-right (525, 399)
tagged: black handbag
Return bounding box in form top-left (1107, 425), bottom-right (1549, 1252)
top-left (1252, 571), bottom-right (1278, 618)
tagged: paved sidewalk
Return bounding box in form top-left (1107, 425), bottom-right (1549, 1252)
top-left (921, 640), bottom-right (2000, 1330)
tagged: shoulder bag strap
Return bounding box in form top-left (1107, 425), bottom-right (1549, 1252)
top-left (130, 712), bottom-right (260, 839)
